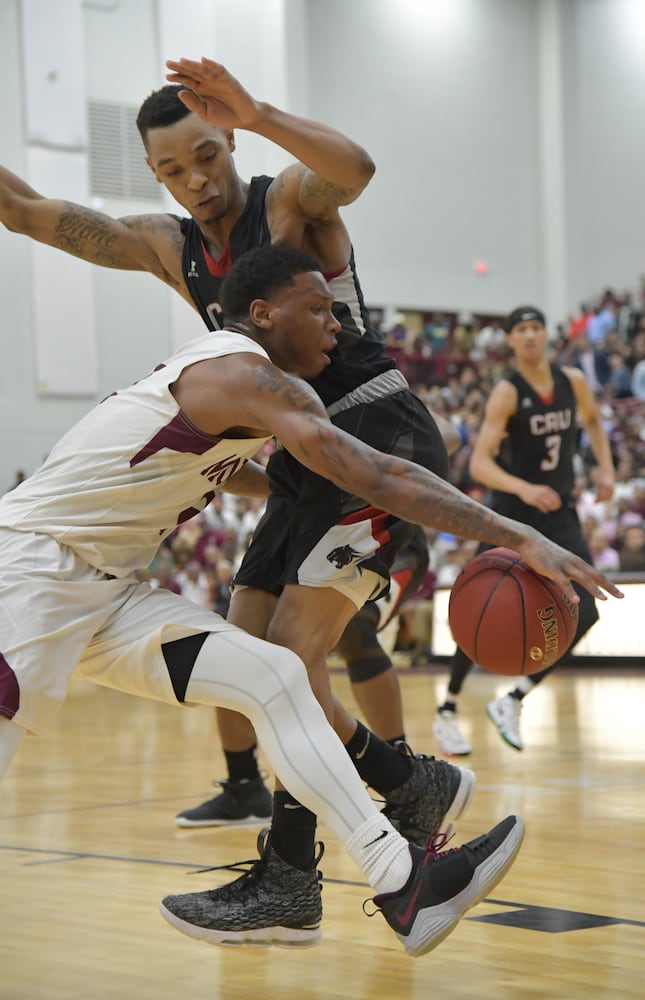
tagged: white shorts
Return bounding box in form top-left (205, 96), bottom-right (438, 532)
top-left (0, 529), bottom-right (237, 735)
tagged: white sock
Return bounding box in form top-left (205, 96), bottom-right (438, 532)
top-left (345, 815), bottom-right (413, 894)
top-left (0, 717), bottom-right (26, 780)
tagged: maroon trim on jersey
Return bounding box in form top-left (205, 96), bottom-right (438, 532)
top-left (338, 505), bottom-right (392, 548)
top-left (130, 411), bottom-right (222, 467)
top-left (0, 652), bottom-right (19, 721)
top-left (202, 239), bottom-right (232, 277)
top-left (323, 262), bottom-right (349, 281)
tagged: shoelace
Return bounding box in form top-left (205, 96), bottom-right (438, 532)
top-left (188, 831), bottom-right (325, 880)
top-left (420, 828), bottom-right (457, 865)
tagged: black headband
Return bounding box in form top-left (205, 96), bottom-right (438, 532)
top-left (505, 307), bottom-right (546, 332)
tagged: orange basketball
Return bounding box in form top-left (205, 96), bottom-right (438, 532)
top-left (448, 547), bottom-right (579, 675)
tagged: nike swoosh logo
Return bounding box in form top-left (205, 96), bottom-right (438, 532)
top-left (363, 829), bottom-right (389, 848)
top-left (284, 803), bottom-right (302, 810)
top-left (394, 879), bottom-right (423, 931)
top-left (356, 733), bottom-right (371, 760)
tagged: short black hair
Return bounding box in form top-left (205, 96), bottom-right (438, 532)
top-left (220, 246), bottom-right (322, 322)
top-left (136, 85), bottom-right (193, 147)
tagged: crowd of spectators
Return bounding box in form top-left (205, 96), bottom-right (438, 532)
top-left (5, 277), bottom-right (645, 631)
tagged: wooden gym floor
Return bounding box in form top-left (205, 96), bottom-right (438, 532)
top-left (1, 663), bottom-right (643, 999)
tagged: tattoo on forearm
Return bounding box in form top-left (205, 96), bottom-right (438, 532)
top-left (54, 205), bottom-right (122, 265)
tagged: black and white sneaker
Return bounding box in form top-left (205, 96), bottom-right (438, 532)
top-left (383, 742), bottom-right (476, 846)
top-left (175, 777), bottom-right (273, 828)
top-left (370, 815), bottom-right (525, 956)
top-left (160, 829), bottom-right (324, 948)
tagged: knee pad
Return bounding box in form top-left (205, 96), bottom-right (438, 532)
top-left (336, 608), bottom-right (393, 684)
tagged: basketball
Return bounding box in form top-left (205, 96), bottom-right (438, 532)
top-left (448, 547), bottom-right (579, 676)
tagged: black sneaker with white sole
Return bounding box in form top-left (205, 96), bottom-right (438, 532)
top-left (371, 814), bottom-right (525, 956)
top-left (175, 776), bottom-right (273, 828)
top-left (160, 829), bottom-right (324, 948)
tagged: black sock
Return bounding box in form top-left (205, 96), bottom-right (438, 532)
top-left (438, 700), bottom-right (457, 713)
top-left (224, 746), bottom-right (260, 782)
top-left (270, 791), bottom-right (317, 870)
top-left (345, 720), bottom-right (412, 795)
top-left (508, 689), bottom-right (525, 702)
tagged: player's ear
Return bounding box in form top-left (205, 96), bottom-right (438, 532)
top-left (227, 130), bottom-right (235, 152)
top-left (249, 298), bottom-right (272, 328)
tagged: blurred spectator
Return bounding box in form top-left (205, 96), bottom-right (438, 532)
top-left (587, 304), bottom-right (616, 346)
top-left (176, 560), bottom-right (212, 610)
top-left (149, 561), bottom-right (181, 595)
top-left (568, 303), bottom-right (593, 340)
top-left (631, 358), bottom-right (645, 399)
top-left (606, 351), bottom-right (633, 398)
top-left (587, 526), bottom-right (620, 572)
top-left (618, 522), bottom-right (645, 572)
top-left (212, 559), bottom-right (235, 618)
top-left (422, 313), bottom-right (451, 355)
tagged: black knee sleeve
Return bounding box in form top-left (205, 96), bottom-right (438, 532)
top-left (336, 607), bottom-right (393, 684)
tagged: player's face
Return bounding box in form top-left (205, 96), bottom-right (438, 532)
top-left (145, 114), bottom-right (242, 226)
top-left (507, 320), bottom-right (548, 362)
top-left (261, 271), bottom-right (340, 379)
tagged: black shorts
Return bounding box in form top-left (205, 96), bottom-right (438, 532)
top-left (234, 387), bottom-right (448, 608)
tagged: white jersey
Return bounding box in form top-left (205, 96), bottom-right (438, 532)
top-left (0, 331), bottom-right (270, 576)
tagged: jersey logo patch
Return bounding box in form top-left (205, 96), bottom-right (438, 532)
top-left (187, 260), bottom-right (199, 278)
top-left (520, 396), bottom-right (533, 409)
top-left (326, 544), bottom-right (363, 568)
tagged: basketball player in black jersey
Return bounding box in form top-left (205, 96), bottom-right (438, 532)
top-left (433, 306), bottom-right (615, 757)
top-left (0, 56), bottom-right (456, 836)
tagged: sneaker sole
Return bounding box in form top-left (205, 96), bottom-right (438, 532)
top-left (433, 737), bottom-right (472, 758)
top-left (401, 816), bottom-right (526, 957)
top-left (485, 706), bottom-right (523, 751)
top-left (159, 902), bottom-right (321, 948)
top-left (175, 813), bottom-right (272, 829)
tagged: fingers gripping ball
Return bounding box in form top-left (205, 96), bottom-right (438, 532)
top-left (448, 548), bottom-right (579, 676)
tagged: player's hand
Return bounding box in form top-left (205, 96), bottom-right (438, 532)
top-left (594, 470), bottom-right (615, 503)
top-left (518, 531), bottom-right (623, 605)
top-left (165, 58), bottom-right (261, 130)
top-left (518, 483), bottom-right (562, 513)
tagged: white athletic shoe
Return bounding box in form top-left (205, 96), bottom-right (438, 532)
top-left (432, 710), bottom-right (472, 757)
top-left (486, 695), bottom-right (523, 751)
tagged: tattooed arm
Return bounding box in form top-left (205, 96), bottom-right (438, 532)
top-left (164, 58), bottom-right (374, 269)
top-left (174, 354), bottom-right (623, 606)
top-left (0, 163), bottom-right (186, 293)
top-left (165, 58), bottom-right (374, 206)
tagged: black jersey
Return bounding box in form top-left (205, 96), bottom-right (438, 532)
top-left (176, 175), bottom-right (394, 406)
top-left (496, 365), bottom-right (577, 498)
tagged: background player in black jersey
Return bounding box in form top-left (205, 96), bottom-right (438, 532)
top-left (433, 306), bottom-right (615, 757)
top-left (0, 57), bottom-right (455, 832)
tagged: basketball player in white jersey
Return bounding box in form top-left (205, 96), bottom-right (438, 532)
top-left (0, 246), bottom-right (620, 952)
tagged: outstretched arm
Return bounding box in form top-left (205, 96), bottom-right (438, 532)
top-left (164, 57), bottom-right (375, 214)
top-left (175, 355), bottom-right (622, 607)
top-left (0, 163), bottom-right (184, 289)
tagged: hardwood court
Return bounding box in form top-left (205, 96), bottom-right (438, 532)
top-left (1, 664), bottom-right (643, 1000)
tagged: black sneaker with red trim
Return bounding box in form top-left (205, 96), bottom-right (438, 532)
top-left (370, 815), bottom-right (525, 957)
